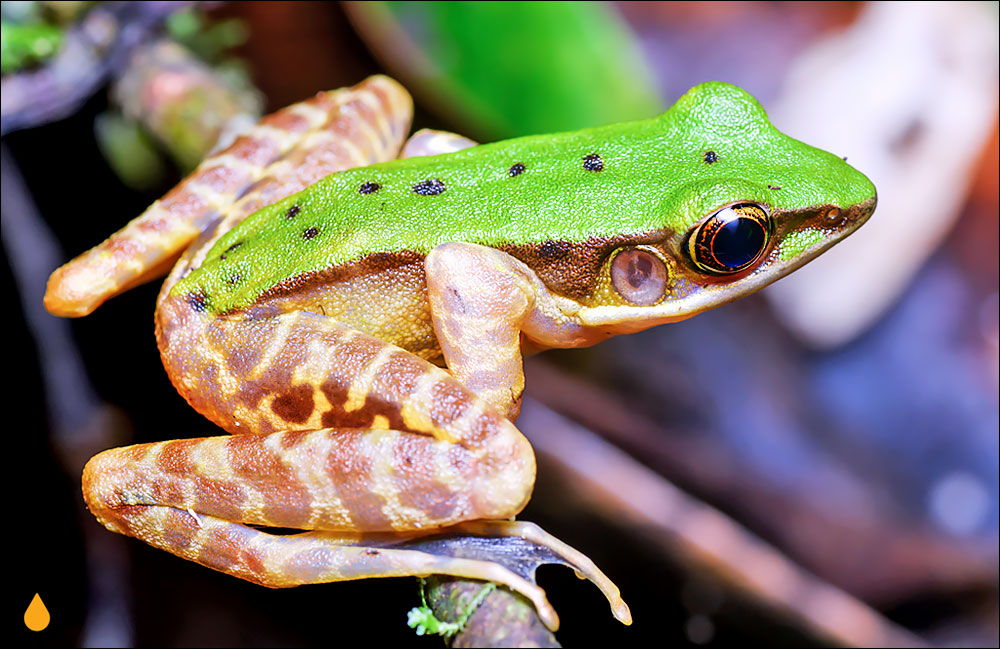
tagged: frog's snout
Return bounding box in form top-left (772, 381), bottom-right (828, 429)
top-left (841, 193), bottom-right (877, 231)
top-left (833, 161), bottom-right (878, 230)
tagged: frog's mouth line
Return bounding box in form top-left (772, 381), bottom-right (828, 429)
top-left (575, 196), bottom-right (876, 332)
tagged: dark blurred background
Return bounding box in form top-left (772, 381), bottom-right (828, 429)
top-left (8, 2), bottom-right (997, 646)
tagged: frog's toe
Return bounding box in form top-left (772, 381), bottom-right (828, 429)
top-left (408, 519), bottom-right (632, 626)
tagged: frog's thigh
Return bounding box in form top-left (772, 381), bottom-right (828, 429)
top-left (425, 242), bottom-right (538, 420)
top-left (157, 303), bottom-right (539, 517)
top-left (45, 76), bottom-right (411, 318)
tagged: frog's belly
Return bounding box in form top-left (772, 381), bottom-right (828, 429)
top-left (261, 257), bottom-right (442, 362)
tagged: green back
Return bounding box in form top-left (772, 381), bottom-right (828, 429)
top-left (172, 82), bottom-right (875, 314)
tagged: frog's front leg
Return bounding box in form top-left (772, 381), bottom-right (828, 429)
top-left (425, 243), bottom-right (537, 420)
top-left (425, 241), bottom-right (602, 419)
top-left (425, 242), bottom-right (631, 622)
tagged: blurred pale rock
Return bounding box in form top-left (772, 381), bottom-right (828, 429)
top-left (766, 1), bottom-right (999, 348)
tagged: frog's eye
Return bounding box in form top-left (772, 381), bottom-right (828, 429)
top-left (611, 248), bottom-right (668, 305)
top-left (686, 203), bottom-right (772, 275)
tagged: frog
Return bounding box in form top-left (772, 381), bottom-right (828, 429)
top-left (44, 75), bottom-right (875, 631)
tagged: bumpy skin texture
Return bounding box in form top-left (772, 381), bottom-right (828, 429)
top-left (167, 81), bottom-right (875, 318)
top-left (47, 75), bottom-right (875, 631)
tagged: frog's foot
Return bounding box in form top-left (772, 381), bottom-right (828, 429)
top-left (83, 499), bottom-right (562, 630)
top-left (445, 520), bottom-right (632, 626)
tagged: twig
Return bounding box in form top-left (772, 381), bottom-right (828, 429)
top-left (422, 576), bottom-right (559, 648)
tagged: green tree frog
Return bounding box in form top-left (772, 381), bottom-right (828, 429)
top-left (44, 75), bottom-right (875, 631)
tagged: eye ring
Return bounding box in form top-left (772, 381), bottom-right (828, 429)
top-left (686, 203), bottom-right (772, 275)
top-left (610, 247), bottom-right (669, 305)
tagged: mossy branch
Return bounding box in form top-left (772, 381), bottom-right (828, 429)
top-left (414, 576), bottom-right (559, 648)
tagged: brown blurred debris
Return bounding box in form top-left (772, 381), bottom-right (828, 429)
top-left (524, 357), bottom-right (996, 603)
top-left (519, 395), bottom-right (928, 648)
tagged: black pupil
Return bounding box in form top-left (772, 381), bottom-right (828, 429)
top-left (712, 217), bottom-right (766, 269)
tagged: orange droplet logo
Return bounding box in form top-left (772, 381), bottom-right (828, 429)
top-left (25, 593), bottom-right (50, 631)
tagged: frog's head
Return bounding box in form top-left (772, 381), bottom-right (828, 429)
top-left (574, 81), bottom-right (876, 333)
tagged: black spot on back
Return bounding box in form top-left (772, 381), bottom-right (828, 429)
top-left (220, 240), bottom-right (243, 261)
top-left (186, 290), bottom-right (209, 313)
top-left (583, 153), bottom-right (603, 172)
top-left (302, 227), bottom-right (320, 240)
top-left (359, 181), bottom-right (381, 194)
top-left (285, 204), bottom-right (301, 219)
top-left (227, 273), bottom-right (243, 285)
top-left (508, 162), bottom-right (526, 177)
top-left (413, 179), bottom-right (446, 196)
top-left (703, 151), bottom-right (718, 164)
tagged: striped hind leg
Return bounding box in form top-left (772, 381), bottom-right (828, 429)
top-left (104, 290), bottom-right (631, 628)
top-left (81, 429), bottom-right (561, 629)
top-left (45, 75), bottom-right (412, 317)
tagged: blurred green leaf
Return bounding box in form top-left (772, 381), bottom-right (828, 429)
top-left (1, 18), bottom-right (63, 74)
top-left (166, 8), bottom-right (250, 64)
top-left (94, 112), bottom-right (168, 191)
top-left (350, 1), bottom-right (662, 139)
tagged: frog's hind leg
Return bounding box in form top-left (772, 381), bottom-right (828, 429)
top-left (90, 299), bottom-right (551, 618)
top-left (147, 288), bottom-right (626, 628)
top-left (44, 75), bottom-right (412, 317)
top-left (81, 427), bottom-right (559, 630)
